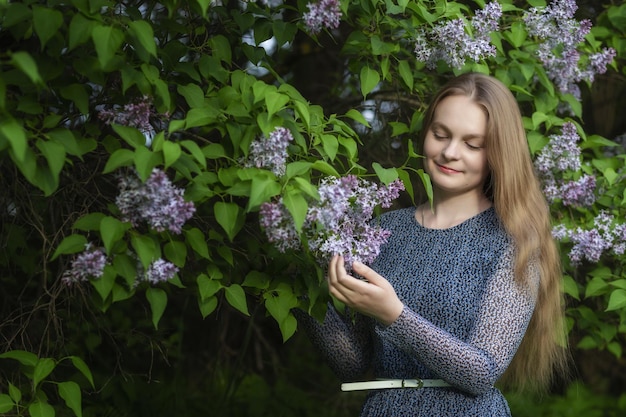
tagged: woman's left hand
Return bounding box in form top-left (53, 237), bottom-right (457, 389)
top-left (327, 255), bottom-right (404, 326)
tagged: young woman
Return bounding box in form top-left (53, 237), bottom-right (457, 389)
top-left (298, 73), bottom-right (568, 416)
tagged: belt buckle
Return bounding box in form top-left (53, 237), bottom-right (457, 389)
top-left (401, 378), bottom-right (424, 389)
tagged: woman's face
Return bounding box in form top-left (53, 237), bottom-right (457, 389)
top-left (423, 95), bottom-right (490, 199)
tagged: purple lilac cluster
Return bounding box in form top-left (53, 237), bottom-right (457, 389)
top-left (116, 168), bottom-right (196, 234)
top-left (414, 2), bottom-right (502, 70)
top-left (259, 175), bottom-right (404, 269)
top-left (553, 212), bottom-right (626, 265)
top-left (535, 122), bottom-right (596, 207)
top-left (246, 127), bottom-right (294, 176)
top-left (144, 258), bottom-right (179, 284)
top-left (524, 0), bottom-right (616, 98)
top-left (62, 243), bottom-right (108, 285)
top-left (303, 0), bottom-right (341, 35)
top-left (98, 95), bottom-right (158, 142)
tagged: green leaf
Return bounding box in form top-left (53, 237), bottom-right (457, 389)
top-left (311, 160), bottom-right (339, 177)
top-left (60, 84), bottom-right (90, 115)
top-left (91, 265), bottom-right (116, 301)
top-left (51, 234), bottom-right (88, 260)
top-left (92, 25), bottom-right (125, 69)
top-left (0, 350), bottom-right (38, 366)
top-left (203, 143), bottom-right (226, 159)
top-left (264, 286), bottom-right (298, 324)
top-left (293, 177), bottom-right (319, 200)
top-left (58, 381), bottom-right (82, 417)
top-left (504, 21), bottom-right (527, 48)
top-left (265, 91), bottom-right (290, 117)
top-left (112, 124), bottom-right (146, 149)
top-left (372, 162), bottom-right (398, 185)
top-left (199, 296), bottom-right (218, 318)
top-left (28, 400), bottom-right (55, 417)
top-left (69, 13), bottom-right (94, 50)
top-left (69, 356), bottom-right (95, 388)
top-left (185, 228), bottom-right (211, 259)
top-left (562, 275), bottom-right (579, 300)
top-left (73, 212), bottom-right (106, 231)
top-left (224, 284), bottom-right (249, 316)
top-left (131, 234), bottom-right (158, 269)
top-left (134, 146), bottom-right (162, 181)
top-left (248, 176), bottom-right (281, 212)
top-left (181, 140), bottom-right (207, 168)
top-left (0, 394), bottom-right (14, 413)
top-left (209, 34), bottom-right (232, 64)
top-left (100, 216), bottom-right (128, 254)
top-left (197, 273), bottom-right (222, 301)
top-left (103, 148), bottom-right (135, 173)
top-left (0, 118), bottom-right (28, 162)
top-left (178, 84), bottom-right (206, 108)
top-left (214, 201), bottom-right (244, 241)
top-left (321, 134), bottom-right (338, 161)
top-left (128, 20), bottom-right (157, 57)
top-left (36, 139), bottom-right (66, 181)
top-left (185, 107), bottom-right (220, 129)
top-left (282, 188), bottom-right (308, 232)
top-left (164, 240), bottom-right (187, 267)
top-left (398, 59), bottom-right (414, 91)
top-left (163, 141), bottom-right (182, 168)
top-left (576, 335), bottom-right (598, 350)
top-left (606, 289), bottom-right (626, 312)
top-left (113, 254), bottom-right (137, 288)
top-left (272, 19), bottom-right (297, 47)
top-left (33, 358), bottom-right (56, 388)
top-left (32, 6), bottom-right (63, 50)
top-left (242, 271), bottom-right (270, 290)
top-left (10, 51), bottom-right (43, 85)
top-left (359, 66), bottom-right (380, 97)
top-left (344, 109), bottom-right (370, 127)
top-left (585, 276), bottom-right (609, 298)
top-left (8, 383), bottom-right (21, 403)
top-left (278, 313), bottom-right (297, 341)
top-left (146, 288), bottom-right (167, 329)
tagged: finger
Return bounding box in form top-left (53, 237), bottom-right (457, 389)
top-left (327, 254), bottom-right (341, 286)
top-left (352, 261), bottom-right (381, 285)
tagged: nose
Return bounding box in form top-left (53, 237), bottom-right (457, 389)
top-left (442, 139), bottom-right (461, 160)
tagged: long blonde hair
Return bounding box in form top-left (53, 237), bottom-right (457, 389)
top-left (418, 73), bottom-right (568, 392)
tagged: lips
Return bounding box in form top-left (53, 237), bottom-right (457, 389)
top-left (435, 162), bottom-right (461, 174)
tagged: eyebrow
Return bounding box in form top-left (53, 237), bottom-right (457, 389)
top-left (430, 121), bottom-right (485, 141)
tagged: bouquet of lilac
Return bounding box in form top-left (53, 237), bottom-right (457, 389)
top-left (259, 175), bottom-right (404, 270)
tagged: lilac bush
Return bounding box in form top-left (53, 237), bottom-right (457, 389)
top-left (98, 95), bottom-right (163, 143)
top-left (62, 243), bottom-right (108, 285)
top-left (116, 168), bottom-right (196, 234)
top-left (535, 122), bottom-right (596, 208)
top-left (303, 0), bottom-right (342, 35)
top-left (260, 176), bottom-right (404, 269)
top-left (524, 0), bottom-right (616, 98)
top-left (245, 126), bottom-right (294, 176)
top-left (414, 1), bottom-right (502, 70)
top-left (553, 212), bottom-right (626, 265)
top-left (144, 259), bottom-right (179, 285)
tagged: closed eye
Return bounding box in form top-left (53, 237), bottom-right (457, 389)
top-left (465, 142), bottom-right (483, 150)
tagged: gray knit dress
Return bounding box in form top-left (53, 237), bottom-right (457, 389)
top-left (298, 207), bottom-right (539, 416)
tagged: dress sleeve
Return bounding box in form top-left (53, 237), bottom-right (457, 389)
top-left (294, 304), bottom-right (374, 381)
top-left (375, 245), bottom-right (539, 396)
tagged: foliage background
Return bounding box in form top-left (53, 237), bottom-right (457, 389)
top-left (1, 0), bottom-right (625, 416)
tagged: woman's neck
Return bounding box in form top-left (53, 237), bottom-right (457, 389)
top-left (419, 192), bottom-right (492, 229)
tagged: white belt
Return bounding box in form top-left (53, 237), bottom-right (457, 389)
top-left (341, 378), bottom-right (452, 391)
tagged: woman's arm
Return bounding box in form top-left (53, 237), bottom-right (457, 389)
top-left (376, 246), bottom-right (539, 395)
top-left (294, 305), bottom-right (374, 381)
